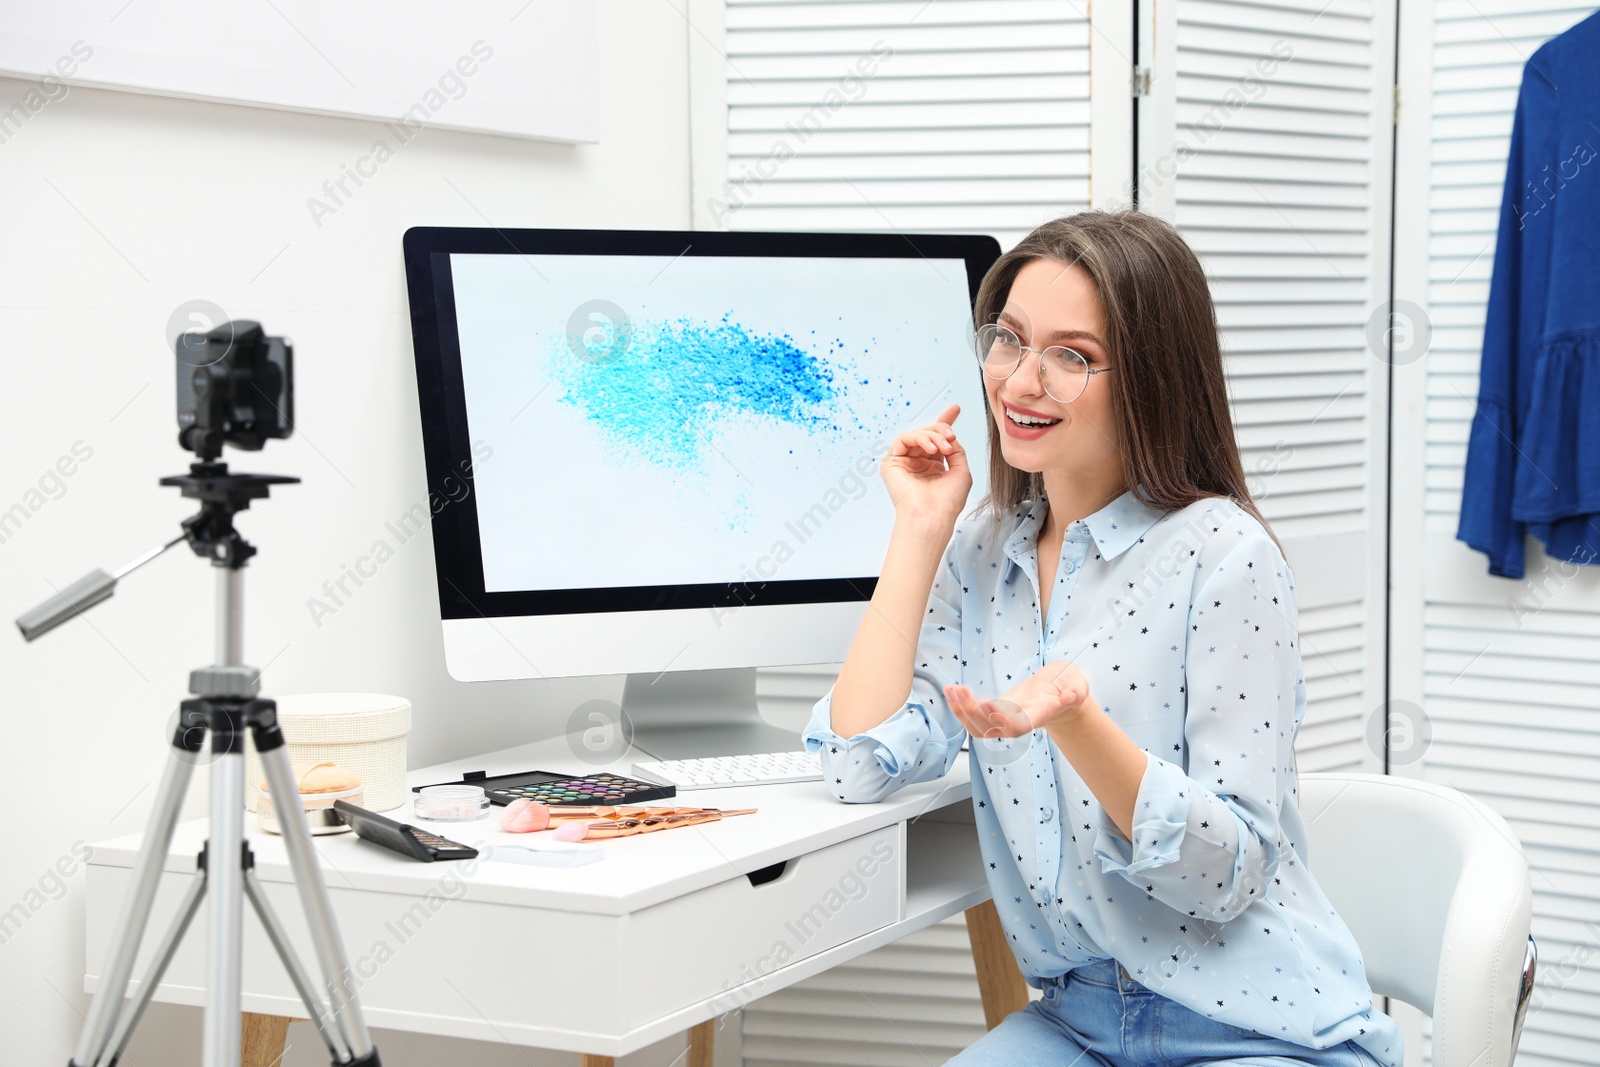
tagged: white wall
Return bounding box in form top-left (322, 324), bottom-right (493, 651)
top-left (0, 4), bottom-right (714, 1064)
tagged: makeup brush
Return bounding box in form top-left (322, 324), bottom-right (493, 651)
top-left (558, 807), bottom-right (758, 840)
top-left (499, 799), bottom-right (738, 834)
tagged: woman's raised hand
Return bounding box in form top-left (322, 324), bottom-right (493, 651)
top-left (881, 403), bottom-right (972, 527)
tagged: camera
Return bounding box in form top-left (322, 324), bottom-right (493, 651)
top-left (175, 320), bottom-right (294, 459)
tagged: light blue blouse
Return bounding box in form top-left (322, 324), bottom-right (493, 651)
top-left (801, 488), bottom-right (1403, 1067)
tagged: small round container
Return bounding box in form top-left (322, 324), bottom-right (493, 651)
top-left (258, 762), bottom-right (363, 836)
top-left (414, 784), bottom-right (490, 822)
top-left (243, 694), bottom-right (410, 814)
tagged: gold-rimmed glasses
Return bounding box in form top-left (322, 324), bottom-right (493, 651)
top-left (975, 322), bottom-right (1112, 404)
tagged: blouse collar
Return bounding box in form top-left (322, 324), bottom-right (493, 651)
top-left (1000, 485), bottom-right (1167, 577)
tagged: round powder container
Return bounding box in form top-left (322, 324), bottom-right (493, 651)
top-left (258, 762), bottom-right (363, 836)
top-left (414, 784), bottom-right (490, 821)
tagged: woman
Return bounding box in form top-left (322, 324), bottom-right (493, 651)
top-left (802, 211), bottom-right (1402, 1067)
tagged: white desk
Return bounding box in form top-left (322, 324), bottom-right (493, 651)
top-left (83, 736), bottom-right (1019, 1062)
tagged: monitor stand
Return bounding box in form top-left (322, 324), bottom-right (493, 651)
top-left (621, 667), bottom-right (802, 762)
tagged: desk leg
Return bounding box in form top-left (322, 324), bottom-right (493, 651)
top-left (580, 1021), bottom-right (712, 1067)
top-left (688, 1018), bottom-right (715, 1067)
top-left (965, 899), bottom-right (1029, 1031)
top-left (241, 1012), bottom-right (290, 1067)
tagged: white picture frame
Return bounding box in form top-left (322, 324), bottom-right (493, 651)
top-left (0, 0), bottom-right (598, 143)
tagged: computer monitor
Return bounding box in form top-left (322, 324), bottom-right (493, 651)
top-left (403, 226), bottom-right (1000, 758)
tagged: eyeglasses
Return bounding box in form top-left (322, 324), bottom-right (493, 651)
top-left (975, 323), bottom-right (1112, 404)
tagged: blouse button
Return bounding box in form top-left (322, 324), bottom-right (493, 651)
top-left (1063, 560), bottom-right (1076, 574)
top-left (1041, 807), bottom-right (1054, 822)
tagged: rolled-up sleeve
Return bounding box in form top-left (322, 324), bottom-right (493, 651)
top-left (1092, 521), bottom-right (1301, 922)
top-left (801, 534), bottom-right (969, 804)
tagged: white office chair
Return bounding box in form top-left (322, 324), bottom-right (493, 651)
top-left (1298, 772), bottom-right (1537, 1067)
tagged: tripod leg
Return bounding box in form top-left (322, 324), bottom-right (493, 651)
top-left (243, 867), bottom-right (345, 1061)
top-left (71, 732), bottom-right (200, 1067)
top-left (255, 728), bottom-right (378, 1063)
top-left (206, 722), bottom-right (247, 1067)
top-left (95, 862), bottom-right (208, 1067)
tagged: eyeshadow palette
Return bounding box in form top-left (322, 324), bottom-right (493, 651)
top-left (412, 768), bottom-right (676, 807)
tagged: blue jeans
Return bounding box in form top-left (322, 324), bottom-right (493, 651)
top-left (947, 958), bottom-right (1387, 1066)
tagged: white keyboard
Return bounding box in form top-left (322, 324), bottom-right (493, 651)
top-left (630, 750), bottom-right (824, 790)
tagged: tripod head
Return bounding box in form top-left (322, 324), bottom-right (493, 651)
top-left (161, 462), bottom-right (300, 570)
top-left (14, 462), bottom-right (300, 641)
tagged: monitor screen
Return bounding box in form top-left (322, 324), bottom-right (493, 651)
top-left (403, 226), bottom-right (999, 677)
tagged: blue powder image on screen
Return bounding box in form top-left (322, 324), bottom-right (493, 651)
top-left (547, 312), bottom-right (854, 470)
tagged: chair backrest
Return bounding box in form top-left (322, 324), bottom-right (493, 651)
top-left (1297, 772), bottom-right (1532, 1067)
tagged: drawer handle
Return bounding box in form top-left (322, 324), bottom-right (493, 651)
top-left (746, 859), bottom-right (788, 886)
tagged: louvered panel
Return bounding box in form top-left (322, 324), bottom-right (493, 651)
top-left (1424, 599), bottom-right (1600, 636)
top-left (1241, 438), bottom-right (1368, 471)
top-left (1425, 646), bottom-right (1600, 689)
top-left (1256, 487), bottom-right (1369, 531)
top-left (730, 75), bottom-right (1083, 107)
top-left (728, 177), bottom-right (1084, 205)
top-left (1306, 657), bottom-right (1364, 702)
top-left (1235, 419), bottom-right (1364, 451)
top-left (738, 49), bottom-right (1084, 80)
top-left (1415, 558), bottom-right (1600, 1066)
top-left (721, 0), bottom-right (1092, 251)
top-left (726, 126), bottom-right (1089, 161)
top-left (1230, 370), bottom-right (1367, 400)
top-left (756, 152), bottom-right (1085, 181)
top-left (718, 203), bottom-right (1093, 236)
top-left (1209, 277), bottom-right (1373, 305)
top-left (1184, 227), bottom-right (1369, 255)
top-left (1290, 596), bottom-right (1365, 771)
top-left (730, 100), bottom-right (1091, 132)
top-left (751, 989), bottom-right (982, 1026)
top-left (1421, 695), bottom-right (1600, 741)
top-left (726, 0), bottom-right (1075, 31)
top-left (1237, 466), bottom-right (1367, 503)
top-left (1209, 259), bottom-right (1372, 288)
top-left (741, 916), bottom-right (993, 1067)
top-left (1298, 737), bottom-right (1367, 772)
top-left (1425, 755), bottom-right (1600, 809)
top-left (1297, 716), bottom-right (1367, 770)
top-left (724, 125), bottom-right (1090, 156)
top-left (1172, 4), bottom-right (1385, 594)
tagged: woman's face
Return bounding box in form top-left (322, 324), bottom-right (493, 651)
top-left (982, 257), bottom-right (1121, 476)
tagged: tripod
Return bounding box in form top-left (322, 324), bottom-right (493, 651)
top-left (58, 463), bottom-right (381, 1067)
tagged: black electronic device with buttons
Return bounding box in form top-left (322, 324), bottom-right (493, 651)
top-left (333, 801), bottom-right (478, 862)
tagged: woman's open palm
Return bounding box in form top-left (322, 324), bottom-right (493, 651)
top-left (881, 403), bottom-right (972, 524)
top-left (943, 661), bottom-right (1095, 739)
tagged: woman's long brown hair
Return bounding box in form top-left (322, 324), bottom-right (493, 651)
top-left (970, 209), bottom-right (1281, 556)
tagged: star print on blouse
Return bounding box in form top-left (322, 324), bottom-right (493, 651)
top-left (800, 487), bottom-right (1404, 1067)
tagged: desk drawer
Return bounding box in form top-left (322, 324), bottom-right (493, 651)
top-left (624, 822), bottom-right (903, 1025)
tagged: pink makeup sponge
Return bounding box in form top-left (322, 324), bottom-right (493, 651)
top-left (499, 798), bottom-right (552, 833)
top-left (551, 822), bottom-right (589, 842)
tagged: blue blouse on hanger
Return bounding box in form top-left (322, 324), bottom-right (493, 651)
top-left (1457, 10), bottom-right (1600, 578)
